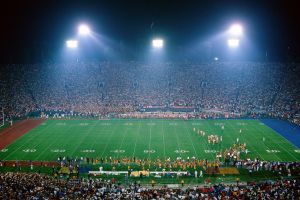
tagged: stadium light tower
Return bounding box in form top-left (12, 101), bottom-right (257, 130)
top-left (227, 38), bottom-right (239, 48)
top-left (152, 39), bottom-right (164, 48)
top-left (78, 24), bottom-right (91, 35)
top-left (66, 40), bottom-right (78, 48)
top-left (229, 24), bottom-right (243, 36)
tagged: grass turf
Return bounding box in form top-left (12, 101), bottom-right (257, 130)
top-left (0, 119), bottom-right (299, 162)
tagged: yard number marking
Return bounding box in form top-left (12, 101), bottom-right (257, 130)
top-left (22, 149), bottom-right (36, 153)
top-left (100, 123), bottom-right (111, 126)
top-left (81, 149), bottom-right (95, 153)
top-left (144, 150), bottom-right (156, 153)
top-left (51, 149), bottom-right (66, 153)
top-left (0, 149), bottom-right (8, 152)
top-left (147, 123), bottom-right (156, 125)
top-left (174, 150), bottom-right (189, 154)
top-left (192, 123), bottom-right (202, 126)
top-left (110, 150), bottom-right (125, 153)
top-left (266, 149), bottom-right (280, 153)
top-left (204, 150), bottom-right (217, 153)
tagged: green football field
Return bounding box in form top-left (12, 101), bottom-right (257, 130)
top-left (0, 119), bottom-right (299, 162)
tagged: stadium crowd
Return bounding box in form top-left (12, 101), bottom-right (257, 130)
top-left (0, 172), bottom-right (299, 199)
top-left (0, 61), bottom-right (299, 124)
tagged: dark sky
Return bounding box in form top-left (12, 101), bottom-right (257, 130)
top-left (0, 0), bottom-right (299, 63)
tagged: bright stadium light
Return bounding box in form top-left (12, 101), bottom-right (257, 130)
top-left (227, 39), bottom-right (239, 48)
top-left (66, 40), bottom-right (78, 48)
top-left (229, 24), bottom-right (243, 36)
top-left (78, 24), bottom-right (91, 35)
top-left (152, 39), bottom-right (164, 48)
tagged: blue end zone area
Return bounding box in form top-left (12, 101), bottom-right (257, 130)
top-left (260, 119), bottom-right (300, 148)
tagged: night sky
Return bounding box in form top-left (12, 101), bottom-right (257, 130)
top-left (0, 0), bottom-right (299, 63)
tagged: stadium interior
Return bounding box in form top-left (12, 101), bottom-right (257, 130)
top-left (0, 0), bottom-right (300, 199)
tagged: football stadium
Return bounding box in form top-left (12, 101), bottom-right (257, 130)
top-left (1, 0), bottom-right (300, 199)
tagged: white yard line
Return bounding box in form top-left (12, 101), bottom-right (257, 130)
top-left (251, 122), bottom-right (284, 161)
top-left (226, 120), bottom-right (267, 160)
top-left (256, 122), bottom-right (300, 161)
top-left (162, 121), bottom-right (166, 159)
top-left (100, 121), bottom-right (121, 158)
top-left (2, 120), bottom-right (53, 160)
top-left (148, 120), bottom-right (152, 159)
top-left (173, 121), bottom-right (182, 158)
top-left (115, 122), bottom-right (130, 159)
top-left (204, 121), bottom-right (219, 160)
top-left (131, 120), bottom-right (141, 158)
top-left (183, 121), bottom-right (198, 158)
top-left (79, 124), bottom-right (100, 159)
top-left (35, 122), bottom-right (76, 160)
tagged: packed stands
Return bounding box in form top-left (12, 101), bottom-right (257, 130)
top-left (0, 172), bottom-right (299, 199)
top-left (0, 62), bottom-right (299, 124)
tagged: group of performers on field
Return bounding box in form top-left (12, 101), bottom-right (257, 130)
top-left (193, 127), bottom-right (223, 145)
top-left (192, 126), bottom-right (250, 162)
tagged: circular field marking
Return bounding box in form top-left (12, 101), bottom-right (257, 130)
top-left (81, 149), bottom-right (95, 153)
top-left (110, 150), bottom-right (125, 153)
top-left (174, 150), bottom-right (189, 154)
top-left (22, 149), bottom-right (36, 153)
top-left (295, 150), bottom-right (300, 153)
top-left (51, 149), bottom-right (66, 153)
top-left (144, 150), bottom-right (156, 153)
top-left (0, 149), bottom-right (8, 152)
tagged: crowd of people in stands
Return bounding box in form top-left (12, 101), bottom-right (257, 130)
top-left (0, 61), bottom-right (299, 124)
top-left (0, 61), bottom-right (299, 198)
top-left (0, 172), bottom-right (299, 199)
